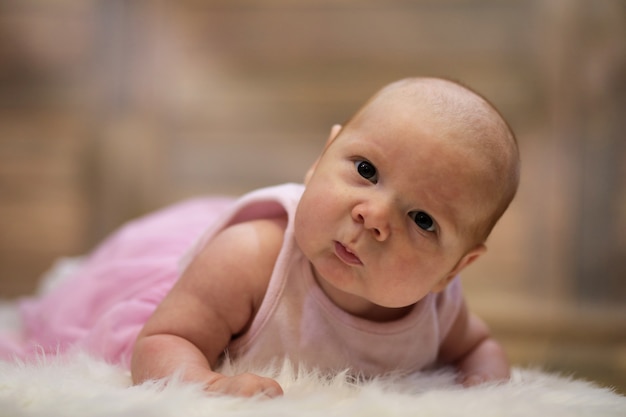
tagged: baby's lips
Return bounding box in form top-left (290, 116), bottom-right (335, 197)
top-left (334, 241), bottom-right (363, 265)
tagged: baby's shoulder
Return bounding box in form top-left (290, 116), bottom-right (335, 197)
top-left (193, 216), bottom-right (288, 309)
top-left (219, 216), bottom-right (288, 255)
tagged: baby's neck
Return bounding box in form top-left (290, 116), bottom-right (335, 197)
top-left (314, 273), bottom-right (414, 322)
top-left (352, 303), bottom-right (414, 322)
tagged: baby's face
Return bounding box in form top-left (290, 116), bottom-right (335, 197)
top-left (294, 92), bottom-right (493, 315)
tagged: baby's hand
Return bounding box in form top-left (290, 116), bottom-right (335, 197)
top-left (205, 373), bottom-right (284, 398)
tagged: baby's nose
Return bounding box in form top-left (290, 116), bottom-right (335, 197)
top-left (352, 201), bottom-right (391, 241)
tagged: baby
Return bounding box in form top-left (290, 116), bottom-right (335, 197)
top-left (0, 77), bottom-right (519, 398)
top-left (131, 77), bottom-right (519, 396)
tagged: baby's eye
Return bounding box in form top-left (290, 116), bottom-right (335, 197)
top-left (355, 160), bottom-right (378, 183)
top-left (410, 211), bottom-right (436, 232)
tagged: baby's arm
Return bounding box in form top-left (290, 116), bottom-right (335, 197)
top-left (438, 300), bottom-right (510, 386)
top-left (131, 217), bottom-right (287, 397)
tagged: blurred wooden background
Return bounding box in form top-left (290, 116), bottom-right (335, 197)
top-left (1, 0), bottom-right (625, 394)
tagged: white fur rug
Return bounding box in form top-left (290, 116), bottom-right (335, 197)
top-left (1, 351), bottom-right (625, 417)
top-left (1, 259), bottom-right (625, 416)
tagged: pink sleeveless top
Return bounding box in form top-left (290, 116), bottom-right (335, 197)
top-left (185, 183), bottom-right (463, 376)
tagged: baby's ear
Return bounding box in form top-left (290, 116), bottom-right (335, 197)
top-left (432, 244), bottom-right (486, 293)
top-left (328, 124), bottom-right (342, 143)
top-left (304, 124), bottom-right (342, 183)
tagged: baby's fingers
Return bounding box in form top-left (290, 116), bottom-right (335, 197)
top-left (207, 373), bottom-right (284, 398)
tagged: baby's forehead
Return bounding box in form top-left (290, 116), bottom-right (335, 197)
top-left (361, 86), bottom-right (495, 150)
top-left (382, 79), bottom-right (497, 125)
top-left (352, 77), bottom-right (517, 168)
top-left (395, 81), bottom-right (512, 154)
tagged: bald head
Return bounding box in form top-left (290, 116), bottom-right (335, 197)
top-left (349, 77), bottom-right (520, 242)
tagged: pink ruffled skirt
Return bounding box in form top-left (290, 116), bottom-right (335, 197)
top-left (0, 197), bottom-right (234, 367)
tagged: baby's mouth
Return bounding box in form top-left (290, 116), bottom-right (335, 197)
top-left (334, 241), bottom-right (363, 265)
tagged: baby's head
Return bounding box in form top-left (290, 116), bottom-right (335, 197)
top-left (296, 77), bottom-right (520, 311)
top-left (351, 77), bottom-right (520, 245)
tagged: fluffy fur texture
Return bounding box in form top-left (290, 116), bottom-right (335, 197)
top-left (1, 260), bottom-right (625, 416)
top-left (0, 351), bottom-right (625, 417)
